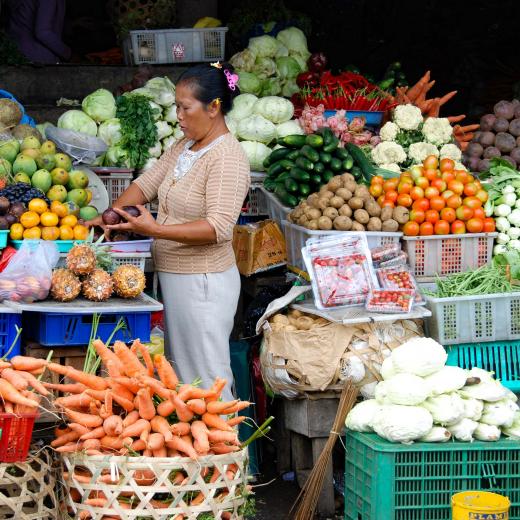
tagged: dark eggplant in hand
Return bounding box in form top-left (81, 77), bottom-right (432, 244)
top-left (102, 208), bottom-right (121, 225)
top-left (123, 205), bottom-right (141, 218)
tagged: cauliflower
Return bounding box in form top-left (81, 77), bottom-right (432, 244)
top-left (408, 142), bottom-right (440, 163)
top-left (371, 142), bottom-right (407, 166)
top-left (379, 121), bottom-right (399, 142)
top-left (422, 117), bottom-right (453, 145)
top-left (380, 163), bottom-right (401, 173)
top-left (440, 143), bottom-right (462, 161)
top-left (393, 104), bottom-right (423, 131)
top-left (454, 161), bottom-right (467, 171)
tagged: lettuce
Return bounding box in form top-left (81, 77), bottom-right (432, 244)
top-left (82, 89), bottom-right (116, 123)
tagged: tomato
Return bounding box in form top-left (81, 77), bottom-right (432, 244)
top-left (466, 218), bottom-right (484, 233)
top-left (463, 182), bottom-right (478, 197)
top-left (442, 171), bottom-right (455, 184)
top-left (466, 174), bottom-right (475, 183)
top-left (431, 178), bottom-right (447, 192)
top-left (483, 217), bottom-right (496, 232)
top-left (382, 200), bottom-right (395, 208)
top-left (451, 220), bottom-right (466, 234)
top-left (440, 207), bottom-right (456, 223)
top-left (410, 165), bottom-right (424, 180)
top-left (383, 178), bottom-right (399, 192)
top-left (410, 186), bottom-right (425, 201)
top-left (415, 177), bottom-right (430, 190)
top-left (424, 186), bottom-right (440, 199)
top-left (397, 193), bottom-right (413, 207)
top-left (400, 171), bottom-right (412, 179)
top-left (397, 181), bottom-right (413, 194)
top-left (446, 194), bottom-right (462, 209)
top-left (434, 220), bottom-right (450, 235)
top-left (425, 209), bottom-right (440, 224)
top-left (403, 221), bottom-right (420, 236)
top-left (419, 221), bottom-right (434, 235)
top-left (372, 175), bottom-right (384, 185)
top-left (448, 180), bottom-right (464, 195)
top-left (441, 190), bottom-right (455, 201)
top-left (476, 189), bottom-right (489, 203)
top-left (425, 168), bottom-right (439, 182)
top-left (412, 198), bottom-right (430, 212)
top-left (463, 196), bottom-right (482, 210)
top-left (474, 180), bottom-right (482, 190)
top-left (472, 207), bottom-right (486, 220)
top-left (456, 206), bottom-right (474, 221)
top-left (385, 190), bottom-right (398, 203)
top-left (455, 171), bottom-right (470, 185)
top-left (440, 158), bottom-right (455, 172)
top-left (370, 184), bottom-right (383, 197)
top-left (377, 195), bottom-right (386, 206)
top-left (423, 155), bottom-right (439, 170)
top-left (430, 196), bottom-right (446, 212)
top-left (409, 209), bottom-right (425, 223)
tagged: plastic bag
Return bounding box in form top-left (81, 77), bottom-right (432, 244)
top-left (371, 243), bottom-right (402, 265)
top-left (0, 240), bottom-right (59, 302)
top-left (366, 289), bottom-right (415, 314)
top-left (46, 125), bottom-right (107, 165)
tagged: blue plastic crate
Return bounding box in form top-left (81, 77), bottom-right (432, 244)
top-left (23, 311), bottom-right (151, 346)
top-left (0, 311), bottom-right (22, 358)
top-left (0, 231), bottom-right (8, 249)
top-left (446, 340), bottom-right (520, 392)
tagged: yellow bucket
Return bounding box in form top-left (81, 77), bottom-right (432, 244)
top-left (452, 491), bottom-right (510, 519)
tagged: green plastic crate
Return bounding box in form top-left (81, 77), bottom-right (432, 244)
top-left (345, 431), bottom-right (520, 520)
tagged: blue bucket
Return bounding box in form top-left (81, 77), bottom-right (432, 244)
top-left (324, 109), bottom-right (384, 127)
top-left (0, 89), bottom-right (35, 127)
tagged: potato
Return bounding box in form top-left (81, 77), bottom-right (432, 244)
top-left (339, 204), bottom-right (352, 217)
top-left (367, 217), bottom-right (382, 231)
top-left (333, 216), bottom-right (352, 230)
top-left (319, 189), bottom-right (334, 199)
top-left (289, 309), bottom-right (302, 318)
top-left (307, 219), bottom-right (319, 230)
top-left (344, 180), bottom-right (358, 193)
top-left (317, 198), bottom-right (330, 211)
top-left (365, 201), bottom-right (382, 217)
top-left (307, 193), bottom-right (319, 207)
top-left (296, 316), bottom-right (314, 330)
top-left (392, 206), bottom-right (410, 225)
top-left (355, 185), bottom-right (371, 201)
top-left (382, 218), bottom-right (399, 232)
top-left (291, 208), bottom-right (304, 220)
top-left (348, 197), bottom-right (364, 210)
top-left (341, 173), bottom-right (355, 184)
top-left (329, 196), bottom-right (345, 209)
top-left (272, 314), bottom-right (289, 325)
top-left (381, 206), bottom-right (394, 222)
top-left (318, 216), bottom-right (333, 230)
top-left (305, 208), bottom-right (322, 220)
top-left (351, 221), bottom-right (365, 231)
top-left (335, 188), bottom-right (353, 201)
top-left (327, 176), bottom-right (343, 192)
top-left (354, 208), bottom-right (370, 224)
top-left (297, 215), bottom-right (309, 226)
top-left (271, 323), bottom-right (285, 332)
top-left (323, 207), bottom-right (339, 220)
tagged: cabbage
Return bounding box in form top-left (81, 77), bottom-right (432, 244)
top-left (225, 116), bottom-right (238, 136)
top-left (58, 110), bottom-right (98, 136)
top-left (419, 426), bottom-right (451, 443)
top-left (248, 35), bottom-right (278, 58)
top-left (155, 121), bottom-right (173, 140)
top-left (381, 357), bottom-right (397, 380)
top-left (240, 141), bottom-right (271, 171)
top-left (36, 122), bottom-right (53, 139)
top-left (162, 136), bottom-right (176, 151)
top-left (105, 145), bottom-right (130, 167)
top-left (148, 101), bottom-right (163, 121)
top-left (82, 88), bottom-right (116, 123)
top-left (261, 78), bottom-right (282, 97)
top-left (275, 40), bottom-right (289, 58)
top-left (474, 423), bottom-right (501, 441)
top-left (421, 393), bottom-right (465, 426)
top-left (360, 381), bottom-right (377, 399)
top-left (144, 76), bottom-right (175, 106)
top-left (460, 396), bottom-right (484, 421)
top-left (502, 412), bottom-right (520, 438)
top-left (163, 104), bottom-right (178, 123)
top-left (447, 418), bottom-right (478, 441)
top-left (97, 118), bottom-right (122, 146)
top-left (480, 399), bottom-right (519, 427)
top-left (375, 380), bottom-right (389, 404)
top-left (237, 71), bottom-right (262, 96)
top-left (345, 399), bottom-right (380, 432)
top-left (237, 114), bottom-right (276, 144)
top-left (424, 366), bottom-right (468, 396)
top-left (230, 49), bottom-right (256, 72)
top-left (276, 27), bottom-right (310, 59)
top-left (292, 54), bottom-right (308, 72)
top-left (142, 157), bottom-right (158, 171)
top-left (281, 79), bottom-right (300, 98)
top-left (148, 141), bottom-right (162, 158)
top-left (460, 378), bottom-right (509, 402)
top-left (255, 57), bottom-right (277, 79)
top-left (276, 56), bottom-right (301, 79)
top-left (371, 405), bottom-right (433, 443)
top-left (384, 374), bottom-right (430, 406)
top-left (276, 120), bottom-right (304, 138)
top-left (390, 338), bottom-right (447, 377)
top-left (228, 94), bottom-right (258, 121)
top-left (173, 127), bottom-right (184, 140)
top-left (253, 96), bottom-right (294, 124)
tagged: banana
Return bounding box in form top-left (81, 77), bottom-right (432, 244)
top-left (193, 17), bottom-right (221, 28)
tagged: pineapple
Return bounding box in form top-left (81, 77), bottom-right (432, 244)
top-left (112, 264), bottom-right (146, 298)
top-left (50, 268), bottom-right (81, 302)
top-left (66, 231), bottom-right (113, 276)
top-left (82, 269), bottom-right (114, 302)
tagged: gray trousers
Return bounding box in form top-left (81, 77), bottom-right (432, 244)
top-left (158, 265), bottom-right (240, 402)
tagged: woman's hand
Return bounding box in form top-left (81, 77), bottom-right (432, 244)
top-left (106, 205), bottom-right (159, 238)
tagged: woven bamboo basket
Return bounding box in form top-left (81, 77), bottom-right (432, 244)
top-left (0, 448), bottom-right (59, 519)
top-left (61, 450), bottom-right (249, 519)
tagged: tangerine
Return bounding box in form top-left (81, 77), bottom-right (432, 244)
top-left (59, 225), bottom-right (74, 241)
top-left (9, 223), bottom-right (23, 240)
top-left (40, 211), bottom-right (59, 227)
top-left (28, 198), bottom-right (48, 214)
top-left (20, 211), bottom-right (40, 228)
top-left (61, 215), bottom-right (78, 228)
top-left (23, 227), bottom-right (41, 239)
top-left (41, 226), bottom-right (60, 240)
top-left (73, 224), bottom-right (88, 240)
top-left (50, 200), bottom-right (68, 218)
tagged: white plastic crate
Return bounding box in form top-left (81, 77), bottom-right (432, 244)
top-left (282, 220), bottom-right (402, 272)
top-left (123, 27), bottom-right (228, 65)
top-left (425, 292), bottom-right (520, 345)
top-left (259, 186), bottom-right (291, 226)
top-left (57, 253), bottom-right (150, 272)
top-left (402, 233), bottom-right (497, 281)
top-left (241, 185), bottom-right (268, 216)
top-left (97, 172), bottom-right (133, 206)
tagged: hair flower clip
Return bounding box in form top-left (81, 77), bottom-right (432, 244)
top-left (224, 69), bottom-right (239, 91)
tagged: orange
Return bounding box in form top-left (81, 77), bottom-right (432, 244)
top-left (40, 211), bottom-right (59, 227)
top-left (20, 211), bottom-right (40, 229)
top-left (28, 198), bottom-right (48, 214)
top-left (73, 224), bottom-right (88, 240)
top-left (41, 226), bottom-right (60, 240)
top-left (50, 200), bottom-right (68, 218)
top-left (403, 221), bottom-right (420, 236)
top-left (60, 215), bottom-right (78, 228)
top-left (9, 223), bottom-right (23, 240)
top-left (23, 227), bottom-right (41, 239)
top-left (59, 225), bottom-right (74, 241)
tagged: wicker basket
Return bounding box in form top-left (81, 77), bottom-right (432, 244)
top-left (0, 448), bottom-right (58, 519)
top-left (61, 450), bottom-right (249, 519)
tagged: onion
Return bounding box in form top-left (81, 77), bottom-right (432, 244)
top-left (495, 132), bottom-right (516, 153)
top-left (494, 100), bottom-right (515, 120)
top-left (480, 114), bottom-right (496, 131)
top-left (509, 118), bottom-right (520, 137)
top-left (510, 147), bottom-right (520, 164)
top-left (502, 156), bottom-right (517, 169)
top-left (493, 117), bottom-right (510, 132)
top-left (478, 131), bottom-right (495, 147)
top-left (465, 155), bottom-right (480, 172)
top-left (483, 146), bottom-right (501, 159)
top-left (515, 106), bottom-right (520, 119)
top-left (466, 142), bottom-right (483, 157)
top-left (478, 158), bottom-right (491, 172)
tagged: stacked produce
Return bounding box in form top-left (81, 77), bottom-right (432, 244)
top-left (369, 154), bottom-right (495, 236)
top-left (0, 97), bottom-right (40, 138)
top-left (229, 26), bottom-right (310, 98)
top-left (345, 337), bottom-right (520, 443)
top-left (268, 310), bottom-right (328, 332)
top-left (463, 100), bottom-right (520, 172)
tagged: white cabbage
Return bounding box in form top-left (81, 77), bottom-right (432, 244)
top-left (148, 141), bottom-right (162, 158)
top-left (460, 379), bottom-right (509, 402)
top-left (447, 418), bottom-right (478, 441)
top-left (225, 116), bottom-right (238, 136)
top-left (375, 380), bottom-right (389, 404)
top-left (424, 366), bottom-right (468, 396)
top-left (381, 357), bottom-right (397, 380)
top-left (237, 115), bottom-right (277, 144)
top-left (345, 399), bottom-right (380, 432)
top-left (474, 423), bottom-right (501, 441)
top-left (385, 374), bottom-right (431, 406)
top-left (163, 104), bottom-right (178, 123)
top-left (148, 101), bottom-right (162, 120)
top-left (419, 426), bottom-right (451, 443)
top-left (228, 93), bottom-right (259, 121)
top-left (360, 381), bottom-right (378, 399)
top-left (480, 399), bottom-right (519, 427)
top-left (144, 76), bottom-right (176, 107)
top-left (502, 412), bottom-right (520, 439)
top-left (421, 393), bottom-right (465, 426)
top-left (372, 405), bottom-right (433, 443)
top-left (155, 121), bottom-right (173, 140)
top-left (240, 141), bottom-right (271, 172)
top-left (82, 88), bottom-right (116, 122)
top-left (162, 136), bottom-right (176, 151)
top-left (459, 396), bottom-right (484, 421)
top-left (276, 120), bottom-right (304, 138)
top-left (97, 118), bottom-right (122, 146)
top-left (253, 96), bottom-right (294, 124)
top-left (390, 338), bottom-right (447, 376)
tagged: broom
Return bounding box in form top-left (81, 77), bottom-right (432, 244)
top-left (289, 381), bottom-right (359, 520)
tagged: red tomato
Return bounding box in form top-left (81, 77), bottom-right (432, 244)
top-left (397, 181), bottom-right (413, 194)
top-left (424, 186), bottom-right (440, 199)
top-left (409, 209), bottom-right (425, 223)
top-left (456, 206), bottom-right (474, 221)
top-left (397, 194), bottom-right (413, 207)
top-left (370, 184), bottom-right (383, 197)
top-left (410, 165), bottom-right (424, 180)
top-left (415, 177), bottom-right (430, 190)
top-left (472, 207), bottom-right (486, 220)
top-left (440, 158), bottom-right (455, 172)
top-left (466, 218), bottom-right (484, 233)
top-left (382, 200), bottom-right (395, 208)
top-left (431, 178), bottom-right (447, 192)
top-left (419, 222), bottom-right (434, 235)
top-left (383, 178), bottom-right (399, 192)
top-left (483, 217), bottom-right (496, 232)
top-left (455, 171), bottom-right (470, 184)
top-left (466, 174), bottom-right (475, 183)
top-left (385, 190), bottom-right (398, 203)
top-left (463, 196), bottom-right (482, 210)
top-left (372, 175), bottom-right (384, 185)
top-left (410, 186), bottom-right (425, 201)
top-left (476, 189), bottom-right (489, 203)
top-left (412, 198), bottom-right (430, 212)
top-left (463, 182), bottom-right (478, 197)
top-left (474, 180), bottom-right (482, 189)
top-left (446, 194), bottom-right (462, 209)
top-left (377, 195), bottom-right (386, 206)
top-left (441, 189), bottom-right (455, 201)
top-left (440, 207), bottom-right (456, 223)
top-left (430, 196), bottom-right (446, 212)
top-left (425, 168), bottom-right (439, 182)
top-left (423, 155), bottom-right (439, 170)
top-left (442, 171), bottom-right (455, 184)
top-left (448, 180), bottom-right (464, 195)
top-left (451, 220), bottom-right (466, 234)
top-left (400, 171), bottom-right (413, 180)
top-left (425, 209), bottom-right (440, 224)
top-left (434, 220), bottom-right (450, 235)
top-left (403, 221), bottom-right (420, 236)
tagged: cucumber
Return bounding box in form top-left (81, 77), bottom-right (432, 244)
top-left (351, 166), bottom-right (363, 180)
top-left (286, 149), bottom-right (300, 161)
top-left (295, 156), bottom-right (314, 171)
top-left (264, 147), bottom-right (290, 167)
top-left (323, 135), bottom-right (340, 153)
top-left (342, 157), bottom-right (354, 170)
top-left (309, 173), bottom-right (322, 185)
top-left (289, 167), bottom-right (311, 182)
top-left (267, 161), bottom-right (286, 178)
top-left (275, 171), bottom-right (292, 182)
top-left (334, 147), bottom-right (350, 161)
top-left (300, 145), bottom-right (320, 163)
top-left (284, 177), bottom-right (299, 193)
top-left (298, 183), bottom-right (311, 196)
top-left (278, 134), bottom-right (307, 148)
top-left (319, 152), bottom-right (332, 164)
top-left (317, 127), bottom-right (335, 146)
top-left (263, 178), bottom-right (276, 191)
top-left (330, 157), bottom-right (342, 172)
top-left (314, 162), bottom-right (325, 174)
top-left (305, 134), bottom-right (324, 148)
top-left (279, 159), bottom-right (296, 171)
top-left (321, 170), bottom-right (334, 183)
top-left (274, 185), bottom-right (298, 207)
top-left (346, 143), bottom-right (376, 182)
